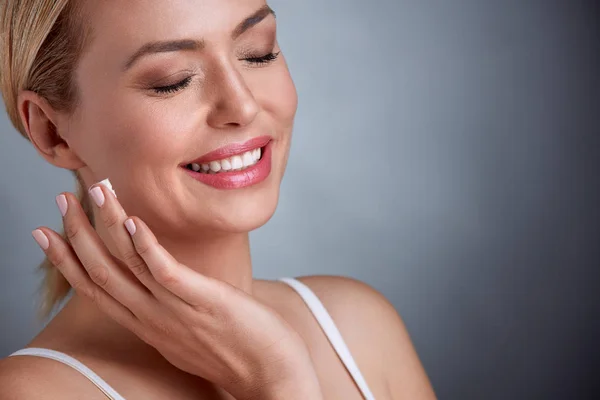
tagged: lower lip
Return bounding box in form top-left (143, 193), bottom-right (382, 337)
top-left (182, 141), bottom-right (273, 190)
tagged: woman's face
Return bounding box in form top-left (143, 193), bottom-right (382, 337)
top-left (64, 0), bottom-right (297, 237)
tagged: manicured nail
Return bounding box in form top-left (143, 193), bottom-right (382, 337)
top-left (32, 229), bottom-right (49, 250)
top-left (89, 186), bottom-right (105, 207)
top-left (124, 219), bottom-right (136, 235)
top-left (55, 194), bottom-right (68, 217)
top-left (99, 178), bottom-right (117, 198)
top-left (87, 178), bottom-right (117, 199)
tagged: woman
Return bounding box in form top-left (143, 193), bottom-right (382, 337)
top-left (0, 0), bottom-right (436, 399)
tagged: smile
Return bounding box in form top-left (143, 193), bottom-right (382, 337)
top-left (185, 147), bottom-right (263, 174)
top-left (181, 136), bottom-right (273, 190)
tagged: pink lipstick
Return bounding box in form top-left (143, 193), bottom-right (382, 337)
top-left (181, 136), bottom-right (273, 190)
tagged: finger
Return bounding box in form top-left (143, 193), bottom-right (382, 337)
top-left (32, 227), bottom-right (143, 336)
top-left (57, 192), bottom-right (154, 316)
top-left (87, 182), bottom-right (172, 300)
top-left (125, 216), bottom-right (215, 308)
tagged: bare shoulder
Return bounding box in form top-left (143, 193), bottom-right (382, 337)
top-left (294, 274), bottom-right (392, 313)
top-left (294, 275), bottom-right (437, 399)
top-left (293, 275), bottom-right (408, 347)
top-left (0, 354), bottom-right (105, 400)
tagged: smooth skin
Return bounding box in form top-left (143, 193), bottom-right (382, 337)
top-left (0, 0), bottom-right (436, 398)
top-left (38, 185), bottom-right (323, 400)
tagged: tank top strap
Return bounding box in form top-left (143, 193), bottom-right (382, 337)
top-left (10, 278), bottom-right (377, 400)
top-left (278, 277), bottom-right (376, 400)
top-left (8, 347), bottom-right (125, 400)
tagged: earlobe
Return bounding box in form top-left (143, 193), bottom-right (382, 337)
top-left (17, 90), bottom-right (85, 170)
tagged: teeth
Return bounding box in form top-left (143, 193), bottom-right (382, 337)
top-left (209, 161), bottom-right (221, 172)
top-left (231, 155), bottom-right (243, 170)
top-left (221, 159), bottom-right (232, 171)
top-left (186, 148), bottom-right (263, 174)
top-left (242, 152), bottom-right (254, 167)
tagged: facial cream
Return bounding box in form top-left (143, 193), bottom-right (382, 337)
top-left (98, 178), bottom-right (117, 198)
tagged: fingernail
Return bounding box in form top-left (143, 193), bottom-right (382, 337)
top-left (32, 229), bottom-right (49, 250)
top-left (89, 186), bottom-right (105, 207)
top-left (99, 178), bottom-right (117, 198)
top-left (55, 194), bottom-right (68, 217)
top-left (87, 178), bottom-right (117, 199)
top-left (124, 219), bottom-right (136, 235)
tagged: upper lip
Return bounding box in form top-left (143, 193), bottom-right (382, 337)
top-left (182, 135), bottom-right (272, 165)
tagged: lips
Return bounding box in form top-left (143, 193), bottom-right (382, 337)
top-left (182, 135), bottom-right (272, 166)
top-left (182, 139), bottom-right (273, 190)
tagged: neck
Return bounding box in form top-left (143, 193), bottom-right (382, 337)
top-left (154, 229), bottom-right (255, 295)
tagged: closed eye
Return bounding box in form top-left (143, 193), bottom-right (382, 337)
top-left (152, 76), bottom-right (193, 95)
top-left (151, 51), bottom-right (280, 95)
top-left (242, 51), bottom-right (280, 65)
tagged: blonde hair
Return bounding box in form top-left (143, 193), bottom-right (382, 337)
top-left (0, 0), bottom-right (94, 320)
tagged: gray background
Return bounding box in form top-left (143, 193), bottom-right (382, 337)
top-left (1, 0), bottom-right (598, 399)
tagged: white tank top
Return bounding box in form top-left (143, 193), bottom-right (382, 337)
top-left (8, 277), bottom-right (376, 400)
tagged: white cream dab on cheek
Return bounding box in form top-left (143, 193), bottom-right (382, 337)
top-left (99, 178), bottom-right (117, 198)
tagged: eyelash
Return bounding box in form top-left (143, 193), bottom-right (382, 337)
top-left (152, 51), bottom-right (281, 95)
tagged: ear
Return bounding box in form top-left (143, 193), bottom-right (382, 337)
top-left (17, 90), bottom-right (86, 170)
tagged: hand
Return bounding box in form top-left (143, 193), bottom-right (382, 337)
top-left (31, 182), bottom-right (322, 400)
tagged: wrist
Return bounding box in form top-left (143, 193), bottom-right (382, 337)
top-left (233, 338), bottom-right (323, 400)
top-left (241, 361), bottom-right (323, 400)
top-left (261, 355), bottom-right (323, 400)
top-left (258, 379), bottom-right (322, 400)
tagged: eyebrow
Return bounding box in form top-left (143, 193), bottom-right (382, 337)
top-left (122, 4), bottom-right (276, 71)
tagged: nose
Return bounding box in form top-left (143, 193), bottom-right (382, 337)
top-left (205, 63), bottom-right (260, 129)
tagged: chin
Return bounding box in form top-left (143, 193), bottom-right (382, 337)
top-left (207, 188), bottom-right (280, 233)
top-left (172, 140), bottom-right (288, 234)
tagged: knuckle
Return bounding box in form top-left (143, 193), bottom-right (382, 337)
top-left (135, 240), bottom-right (152, 257)
top-left (52, 256), bottom-right (68, 272)
top-left (148, 317), bottom-right (174, 337)
top-left (212, 283), bottom-right (228, 305)
top-left (189, 281), bottom-right (225, 314)
top-left (87, 264), bottom-right (110, 287)
top-left (127, 256), bottom-right (148, 277)
top-left (71, 278), bottom-right (94, 299)
top-left (64, 222), bottom-right (80, 242)
top-left (155, 266), bottom-right (178, 287)
top-left (45, 245), bottom-right (65, 269)
top-left (88, 287), bottom-right (101, 306)
top-left (121, 249), bottom-right (141, 265)
top-left (121, 250), bottom-right (146, 274)
top-left (203, 302), bottom-right (228, 324)
top-left (101, 212), bottom-right (121, 230)
top-left (90, 288), bottom-right (103, 308)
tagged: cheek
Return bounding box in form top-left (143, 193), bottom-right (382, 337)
top-left (256, 63), bottom-right (298, 126)
top-left (253, 64), bottom-right (296, 178)
top-left (120, 104), bottom-right (196, 164)
top-left (80, 95), bottom-right (199, 171)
